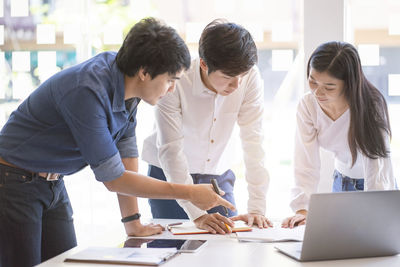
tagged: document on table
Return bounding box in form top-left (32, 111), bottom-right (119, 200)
top-left (64, 247), bottom-right (178, 266)
top-left (236, 225), bottom-right (305, 242)
top-left (169, 220), bottom-right (252, 235)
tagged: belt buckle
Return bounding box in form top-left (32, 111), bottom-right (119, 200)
top-left (46, 173), bottom-right (59, 181)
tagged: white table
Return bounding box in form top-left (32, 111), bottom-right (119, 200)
top-left (36, 219), bottom-right (400, 267)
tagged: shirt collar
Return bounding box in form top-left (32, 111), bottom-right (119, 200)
top-left (192, 58), bottom-right (216, 96)
top-left (110, 59), bottom-right (126, 112)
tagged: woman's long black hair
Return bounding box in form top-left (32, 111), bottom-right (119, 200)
top-left (307, 41), bottom-right (391, 165)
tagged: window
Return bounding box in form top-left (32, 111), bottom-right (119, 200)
top-left (1, 0), bottom-right (304, 244)
top-left (348, 0), bottom-right (400, 183)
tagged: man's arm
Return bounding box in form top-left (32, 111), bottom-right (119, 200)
top-left (233, 67), bottom-right (271, 228)
top-left (117, 157), bottom-right (163, 236)
top-left (103, 169), bottom-right (236, 212)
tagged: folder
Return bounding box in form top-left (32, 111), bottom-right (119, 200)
top-left (169, 221), bottom-right (252, 235)
top-left (64, 247), bottom-right (178, 266)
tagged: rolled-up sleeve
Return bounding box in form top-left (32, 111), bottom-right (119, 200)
top-left (57, 87), bottom-right (125, 181)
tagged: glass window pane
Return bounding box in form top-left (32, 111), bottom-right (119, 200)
top-left (272, 20), bottom-right (293, 42)
top-left (11, 0), bottom-right (29, 17)
top-left (358, 44), bottom-right (380, 66)
top-left (0, 51), bottom-right (5, 99)
top-left (349, 0), bottom-right (400, 186)
top-left (36, 24), bottom-right (56, 44)
top-left (37, 51), bottom-right (58, 82)
top-left (388, 15), bottom-right (400, 35)
top-left (388, 74), bottom-right (400, 96)
top-left (63, 24), bottom-right (80, 44)
top-left (272, 49), bottom-right (294, 71)
top-left (103, 24), bottom-right (123, 45)
top-left (0, 0), bottom-right (4, 17)
top-left (0, 25), bottom-right (4, 45)
top-left (12, 51), bottom-right (30, 72)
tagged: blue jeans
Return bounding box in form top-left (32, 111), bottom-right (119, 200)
top-left (0, 164), bottom-right (76, 267)
top-left (332, 170), bottom-right (364, 192)
top-left (148, 165), bottom-right (238, 219)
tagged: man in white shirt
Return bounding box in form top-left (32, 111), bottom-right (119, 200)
top-left (142, 19), bottom-right (271, 234)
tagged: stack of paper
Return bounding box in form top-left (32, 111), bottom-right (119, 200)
top-left (169, 221), bottom-right (252, 235)
top-left (236, 225), bottom-right (305, 242)
top-left (65, 247), bottom-right (178, 266)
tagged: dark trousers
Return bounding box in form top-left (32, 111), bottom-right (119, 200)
top-left (148, 165), bottom-right (237, 219)
top-left (0, 164), bottom-right (76, 267)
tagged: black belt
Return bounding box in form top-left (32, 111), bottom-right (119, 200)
top-left (0, 163), bottom-right (60, 181)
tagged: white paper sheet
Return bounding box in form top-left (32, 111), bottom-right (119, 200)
top-left (236, 225), bottom-right (305, 242)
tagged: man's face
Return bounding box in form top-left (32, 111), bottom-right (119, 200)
top-left (140, 70), bottom-right (184, 105)
top-left (204, 70), bottom-right (248, 96)
top-left (199, 59), bottom-right (248, 96)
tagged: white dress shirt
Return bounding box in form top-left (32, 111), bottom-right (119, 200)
top-left (291, 92), bottom-right (397, 212)
top-left (142, 58), bottom-right (269, 220)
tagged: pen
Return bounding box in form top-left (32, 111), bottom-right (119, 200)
top-left (210, 178), bottom-right (231, 232)
top-left (210, 179), bottom-right (229, 216)
top-left (166, 222), bottom-right (183, 231)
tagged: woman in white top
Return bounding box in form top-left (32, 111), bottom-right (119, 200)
top-left (282, 41), bottom-right (396, 228)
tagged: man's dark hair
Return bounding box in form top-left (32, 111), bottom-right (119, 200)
top-left (116, 17), bottom-right (190, 78)
top-left (199, 19), bottom-right (258, 76)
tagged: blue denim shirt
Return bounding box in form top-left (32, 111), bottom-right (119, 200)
top-left (0, 52), bottom-right (139, 182)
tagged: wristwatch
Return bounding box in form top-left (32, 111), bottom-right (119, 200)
top-left (121, 213), bottom-right (141, 223)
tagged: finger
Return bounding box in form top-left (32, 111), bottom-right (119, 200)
top-left (214, 213), bottom-right (234, 227)
top-left (203, 224), bottom-right (217, 234)
top-left (261, 217), bottom-right (270, 228)
top-left (230, 215), bottom-right (244, 221)
top-left (289, 217), bottom-right (297, 228)
top-left (247, 215), bottom-right (254, 227)
top-left (207, 214), bottom-right (231, 233)
top-left (299, 220), bottom-right (306, 226)
top-left (146, 223), bottom-right (165, 231)
top-left (207, 221), bottom-right (227, 234)
top-left (155, 224), bottom-right (165, 231)
top-left (267, 219), bottom-right (273, 228)
top-left (208, 213), bottom-right (232, 231)
top-left (216, 196), bottom-right (236, 212)
top-left (289, 217), bottom-right (302, 228)
top-left (151, 225), bottom-right (163, 235)
top-left (218, 188), bottom-right (226, 196)
top-left (255, 216), bottom-right (263, 229)
top-left (281, 218), bottom-right (290, 228)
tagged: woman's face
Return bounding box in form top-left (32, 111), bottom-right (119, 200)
top-left (308, 68), bottom-right (346, 107)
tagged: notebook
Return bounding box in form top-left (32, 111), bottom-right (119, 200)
top-left (169, 221), bottom-right (252, 235)
top-left (64, 247), bottom-right (178, 266)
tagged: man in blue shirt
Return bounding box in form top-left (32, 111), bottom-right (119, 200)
top-left (0, 18), bottom-right (235, 267)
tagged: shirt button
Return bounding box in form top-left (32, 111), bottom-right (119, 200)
top-left (213, 118), bottom-right (216, 122)
top-left (211, 139), bottom-right (214, 143)
top-left (207, 159), bottom-right (210, 162)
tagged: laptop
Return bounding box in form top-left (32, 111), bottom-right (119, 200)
top-left (275, 190), bottom-right (400, 261)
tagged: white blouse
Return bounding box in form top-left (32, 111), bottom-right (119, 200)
top-left (290, 92), bottom-right (397, 212)
top-left (142, 58), bottom-right (269, 220)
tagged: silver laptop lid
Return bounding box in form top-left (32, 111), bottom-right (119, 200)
top-left (301, 190), bottom-right (400, 261)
